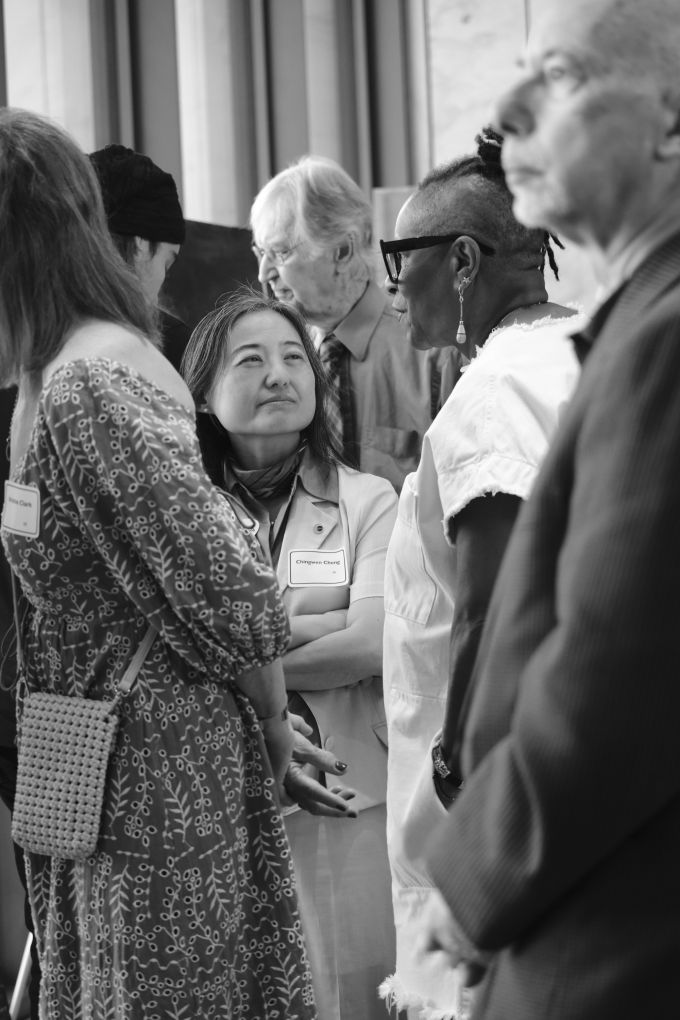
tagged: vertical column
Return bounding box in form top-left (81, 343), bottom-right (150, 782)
top-left (4, 0), bottom-right (97, 150)
top-left (90, 0), bottom-right (135, 150)
top-left (404, 0), bottom-right (433, 183)
top-left (302, 0), bottom-right (379, 186)
top-left (301, 0), bottom-right (344, 164)
top-left (129, 0), bottom-right (183, 194)
top-left (0, 0), bottom-right (7, 107)
top-left (174, 0), bottom-right (258, 227)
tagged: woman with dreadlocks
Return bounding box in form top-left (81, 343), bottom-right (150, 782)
top-left (378, 126), bottom-right (584, 1020)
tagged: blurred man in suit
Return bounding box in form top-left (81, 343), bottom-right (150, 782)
top-left (420, 1), bottom-right (680, 1017)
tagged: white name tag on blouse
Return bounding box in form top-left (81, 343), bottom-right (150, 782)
top-left (288, 548), bottom-right (348, 587)
top-left (2, 482), bottom-right (41, 538)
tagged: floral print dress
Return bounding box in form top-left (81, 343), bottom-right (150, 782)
top-left (2, 358), bottom-right (316, 1020)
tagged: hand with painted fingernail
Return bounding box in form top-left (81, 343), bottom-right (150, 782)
top-left (283, 761), bottom-right (358, 817)
top-left (284, 711), bottom-right (357, 816)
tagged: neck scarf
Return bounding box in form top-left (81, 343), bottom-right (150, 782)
top-left (229, 445), bottom-right (306, 500)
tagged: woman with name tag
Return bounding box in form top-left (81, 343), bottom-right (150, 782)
top-left (182, 288), bottom-right (398, 1020)
top-left (0, 108), bottom-right (340, 1020)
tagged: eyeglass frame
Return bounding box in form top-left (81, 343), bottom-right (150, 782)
top-left (379, 233), bottom-right (496, 285)
top-left (250, 241), bottom-right (301, 266)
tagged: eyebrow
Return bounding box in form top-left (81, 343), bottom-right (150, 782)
top-left (231, 338), bottom-right (306, 355)
top-left (531, 45), bottom-right (595, 72)
top-left (252, 237), bottom-right (292, 249)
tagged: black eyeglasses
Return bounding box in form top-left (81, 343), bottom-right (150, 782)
top-left (379, 233), bottom-right (496, 284)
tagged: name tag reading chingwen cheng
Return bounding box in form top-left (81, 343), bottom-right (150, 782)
top-left (288, 548), bottom-right (348, 587)
top-left (2, 481), bottom-right (40, 538)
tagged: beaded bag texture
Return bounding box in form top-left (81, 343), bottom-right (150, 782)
top-left (11, 608), bottom-right (156, 860)
top-left (13, 692), bottom-right (123, 858)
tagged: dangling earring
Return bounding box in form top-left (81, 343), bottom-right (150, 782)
top-left (456, 277), bottom-right (470, 345)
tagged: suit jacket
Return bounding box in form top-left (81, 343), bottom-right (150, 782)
top-left (425, 233), bottom-right (680, 1019)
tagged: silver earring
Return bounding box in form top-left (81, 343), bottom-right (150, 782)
top-left (456, 278), bottom-right (470, 345)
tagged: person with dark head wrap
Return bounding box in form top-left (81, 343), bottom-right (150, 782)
top-left (89, 143), bottom-right (189, 370)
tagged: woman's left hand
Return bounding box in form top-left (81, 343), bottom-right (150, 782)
top-left (283, 762), bottom-right (358, 817)
top-left (282, 712), bottom-right (358, 816)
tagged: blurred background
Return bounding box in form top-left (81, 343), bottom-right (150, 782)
top-left (0, 0), bottom-right (597, 323)
top-left (0, 0), bottom-right (597, 1011)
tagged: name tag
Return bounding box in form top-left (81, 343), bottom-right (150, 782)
top-left (2, 481), bottom-right (41, 538)
top-left (288, 548), bottom-right (348, 587)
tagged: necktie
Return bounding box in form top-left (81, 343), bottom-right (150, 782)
top-left (319, 333), bottom-right (356, 464)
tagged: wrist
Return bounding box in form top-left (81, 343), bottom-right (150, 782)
top-left (257, 705), bottom-right (289, 725)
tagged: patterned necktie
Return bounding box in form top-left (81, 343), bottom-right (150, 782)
top-left (319, 333), bottom-right (355, 464)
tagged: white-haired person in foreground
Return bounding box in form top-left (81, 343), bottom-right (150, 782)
top-left (418, 2), bottom-right (680, 1018)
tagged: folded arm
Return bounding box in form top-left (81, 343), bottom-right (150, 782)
top-left (283, 596), bottom-right (384, 690)
top-left (287, 609), bottom-right (348, 649)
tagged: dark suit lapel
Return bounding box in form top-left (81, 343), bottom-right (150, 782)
top-left (585, 233), bottom-right (680, 354)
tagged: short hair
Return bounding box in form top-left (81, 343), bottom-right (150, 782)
top-left (415, 127), bottom-right (562, 278)
top-left (181, 287), bottom-right (344, 484)
top-left (0, 108), bottom-right (157, 385)
top-left (250, 156), bottom-right (373, 271)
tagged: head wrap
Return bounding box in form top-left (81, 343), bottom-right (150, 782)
top-left (89, 144), bottom-right (185, 244)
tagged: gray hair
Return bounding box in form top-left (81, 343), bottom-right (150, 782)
top-left (250, 156), bottom-right (373, 276)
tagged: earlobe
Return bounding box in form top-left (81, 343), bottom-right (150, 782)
top-left (448, 238), bottom-right (479, 287)
top-left (134, 236), bottom-right (150, 259)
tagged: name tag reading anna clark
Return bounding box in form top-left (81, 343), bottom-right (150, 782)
top-left (288, 549), bottom-right (348, 587)
top-left (2, 481), bottom-right (41, 538)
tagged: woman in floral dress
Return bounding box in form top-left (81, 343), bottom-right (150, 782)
top-left (0, 108), bottom-right (316, 1019)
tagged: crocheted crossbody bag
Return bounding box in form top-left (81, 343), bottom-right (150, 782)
top-left (10, 577), bottom-right (156, 859)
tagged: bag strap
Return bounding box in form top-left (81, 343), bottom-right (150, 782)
top-left (11, 571), bottom-right (155, 699)
top-left (10, 572), bottom-right (25, 676)
top-left (118, 625), bottom-right (156, 696)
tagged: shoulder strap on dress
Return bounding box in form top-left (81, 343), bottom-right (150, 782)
top-left (118, 626), bottom-right (157, 696)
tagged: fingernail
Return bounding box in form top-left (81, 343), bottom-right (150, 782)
top-left (335, 761), bottom-right (348, 772)
top-left (347, 810), bottom-right (358, 819)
